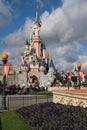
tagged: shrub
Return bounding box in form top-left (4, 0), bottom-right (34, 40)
top-left (81, 81), bottom-right (87, 87)
top-left (71, 76), bottom-right (77, 83)
top-left (16, 102), bottom-right (87, 130)
top-left (34, 91), bottom-right (53, 96)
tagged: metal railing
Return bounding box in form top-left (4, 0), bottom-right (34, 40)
top-left (7, 95), bottom-right (53, 110)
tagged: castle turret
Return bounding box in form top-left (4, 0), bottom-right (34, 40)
top-left (21, 60), bottom-right (29, 71)
top-left (42, 43), bottom-right (46, 59)
top-left (40, 59), bottom-right (46, 72)
top-left (49, 58), bottom-right (55, 72)
top-left (25, 39), bottom-right (30, 50)
top-left (21, 53), bottom-right (24, 62)
top-left (29, 45), bottom-right (35, 62)
top-left (23, 40), bottom-right (30, 59)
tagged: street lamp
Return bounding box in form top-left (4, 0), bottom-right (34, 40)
top-left (67, 70), bottom-right (70, 90)
top-left (1, 53), bottom-right (10, 110)
top-left (77, 62), bottom-right (82, 89)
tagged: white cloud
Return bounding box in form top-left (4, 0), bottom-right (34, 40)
top-left (2, 0), bottom-right (87, 73)
top-left (40, 0), bottom-right (87, 72)
top-left (41, 0), bottom-right (87, 44)
top-left (62, 0), bottom-right (87, 41)
top-left (2, 18), bottom-right (33, 65)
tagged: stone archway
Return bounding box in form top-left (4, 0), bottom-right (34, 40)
top-left (29, 74), bottom-right (39, 87)
top-left (32, 75), bottom-right (38, 83)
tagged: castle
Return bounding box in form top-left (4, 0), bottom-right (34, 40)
top-left (15, 9), bottom-right (56, 88)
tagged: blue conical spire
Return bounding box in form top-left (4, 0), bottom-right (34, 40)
top-left (49, 57), bottom-right (55, 69)
top-left (43, 43), bottom-right (46, 49)
top-left (21, 61), bottom-right (28, 67)
top-left (41, 42), bottom-right (46, 50)
top-left (40, 59), bottom-right (46, 66)
top-left (35, 7), bottom-right (41, 27)
top-left (25, 39), bottom-right (29, 45)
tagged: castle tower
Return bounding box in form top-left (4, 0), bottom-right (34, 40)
top-left (25, 39), bottom-right (30, 50)
top-left (42, 43), bottom-right (46, 59)
top-left (34, 7), bottom-right (41, 37)
top-left (40, 59), bottom-right (46, 72)
top-left (33, 8), bottom-right (42, 58)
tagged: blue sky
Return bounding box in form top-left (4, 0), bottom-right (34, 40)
top-left (0, 0), bottom-right (62, 39)
top-left (82, 41), bottom-right (87, 55)
top-left (0, 0), bottom-right (87, 73)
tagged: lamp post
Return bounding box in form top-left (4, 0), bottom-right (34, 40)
top-left (77, 62), bottom-right (82, 89)
top-left (1, 53), bottom-right (10, 110)
top-left (67, 70), bottom-right (70, 90)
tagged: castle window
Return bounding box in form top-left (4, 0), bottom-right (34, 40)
top-left (33, 61), bottom-right (36, 66)
top-left (31, 57), bottom-right (33, 59)
top-left (19, 71), bottom-right (22, 74)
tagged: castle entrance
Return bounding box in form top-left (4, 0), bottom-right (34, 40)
top-left (29, 75), bottom-right (39, 87)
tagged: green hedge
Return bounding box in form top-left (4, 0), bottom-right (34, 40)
top-left (33, 91), bottom-right (53, 96)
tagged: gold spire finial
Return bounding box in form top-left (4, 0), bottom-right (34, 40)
top-left (29, 27), bottom-right (32, 40)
